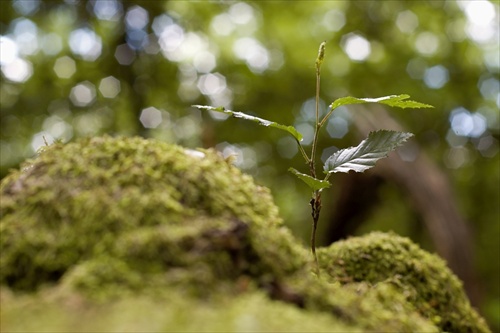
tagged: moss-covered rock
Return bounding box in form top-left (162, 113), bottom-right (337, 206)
top-left (318, 232), bottom-right (490, 333)
top-left (0, 135), bottom-right (306, 295)
top-left (0, 136), bottom-right (490, 332)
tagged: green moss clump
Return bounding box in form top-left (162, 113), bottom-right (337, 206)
top-left (318, 231), bottom-right (490, 333)
top-left (0, 135), bottom-right (306, 295)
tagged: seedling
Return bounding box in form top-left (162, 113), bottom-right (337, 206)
top-left (194, 42), bottom-right (433, 273)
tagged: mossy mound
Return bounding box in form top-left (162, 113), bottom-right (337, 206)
top-left (0, 135), bottom-right (307, 295)
top-left (0, 136), bottom-right (489, 332)
top-left (1, 286), bottom-right (363, 332)
top-left (318, 232), bottom-right (490, 333)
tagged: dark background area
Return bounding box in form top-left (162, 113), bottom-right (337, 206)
top-left (1, 0), bottom-right (499, 329)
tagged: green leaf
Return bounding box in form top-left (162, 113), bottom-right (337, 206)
top-left (193, 105), bottom-right (303, 142)
top-left (288, 167), bottom-right (331, 191)
top-left (323, 130), bottom-right (413, 174)
top-left (330, 94), bottom-right (434, 110)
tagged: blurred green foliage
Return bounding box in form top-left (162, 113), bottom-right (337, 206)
top-left (0, 0), bottom-right (498, 329)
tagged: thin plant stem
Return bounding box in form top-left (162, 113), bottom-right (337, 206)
top-left (310, 42), bottom-right (325, 177)
top-left (296, 140), bottom-right (310, 164)
top-left (310, 214), bottom-right (319, 273)
top-left (309, 42), bottom-right (326, 274)
top-left (309, 82), bottom-right (320, 177)
top-left (318, 105), bottom-right (335, 129)
top-left (310, 190), bottom-right (322, 276)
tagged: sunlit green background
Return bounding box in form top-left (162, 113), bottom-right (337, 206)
top-left (1, 0), bottom-right (499, 329)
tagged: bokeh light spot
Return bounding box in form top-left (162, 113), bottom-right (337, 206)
top-left (125, 5), bottom-right (149, 30)
top-left (70, 81), bottom-right (96, 107)
top-left (13, 0), bottom-right (40, 16)
top-left (197, 73), bottom-right (226, 95)
top-left (53, 56), bottom-right (76, 79)
top-left (323, 9), bottom-right (346, 32)
top-left (342, 33), bottom-right (371, 62)
top-left (126, 29), bottom-right (148, 50)
top-left (464, 0), bottom-right (496, 26)
top-left (479, 77), bottom-right (500, 101)
top-left (69, 28), bottom-right (102, 61)
top-left (295, 123), bottom-right (314, 146)
top-left (396, 10), bottom-right (419, 34)
top-left (460, 0), bottom-right (499, 45)
top-left (233, 37), bottom-right (269, 73)
top-left (174, 116), bottom-right (199, 140)
top-left (446, 129), bottom-right (469, 148)
top-left (140, 107), bottom-right (162, 128)
top-left (415, 32), bottom-right (440, 56)
top-left (152, 14), bottom-right (174, 36)
top-left (211, 13), bottom-right (235, 36)
top-left (300, 98), bottom-right (326, 121)
top-left (228, 2), bottom-right (254, 25)
top-left (406, 57), bottom-right (427, 79)
top-left (165, 32), bottom-right (208, 62)
top-left (327, 117), bottom-right (349, 139)
top-left (444, 147), bottom-right (470, 169)
top-left (12, 18), bottom-right (39, 56)
top-left (74, 110), bottom-right (110, 136)
top-left (450, 107), bottom-right (487, 138)
top-left (41, 33), bottom-right (63, 56)
top-left (0, 36), bottom-right (18, 65)
top-left (193, 50), bottom-right (216, 73)
top-left (31, 131), bottom-right (54, 153)
top-left (43, 115), bottom-right (73, 141)
top-left (92, 0), bottom-right (123, 21)
top-left (1, 58), bottom-right (33, 83)
top-left (215, 142), bottom-right (256, 170)
top-left (99, 76), bottom-right (121, 98)
top-left (423, 65), bottom-right (449, 89)
top-left (158, 24), bottom-right (185, 58)
top-left (114, 43), bottom-right (136, 65)
top-left (477, 135), bottom-right (499, 158)
top-left (277, 136), bottom-right (298, 159)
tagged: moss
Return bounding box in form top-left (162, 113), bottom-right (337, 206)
top-left (59, 256), bottom-right (143, 300)
top-left (1, 286), bottom-right (363, 332)
top-left (0, 136), bottom-right (306, 294)
top-left (0, 136), bottom-right (489, 332)
top-left (318, 231), bottom-right (490, 333)
top-left (276, 266), bottom-right (438, 332)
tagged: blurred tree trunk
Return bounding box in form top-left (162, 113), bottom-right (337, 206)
top-left (324, 105), bottom-right (482, 307)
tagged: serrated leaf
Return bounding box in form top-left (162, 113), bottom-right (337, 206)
top-left (323, 130), bottom-right (413, 174)
top-left (330, 94), bottom-right (433, 110)
top-left (193, 105), bottom-right (303, 142)
top-left (288, 167), bottom-right (331, 191)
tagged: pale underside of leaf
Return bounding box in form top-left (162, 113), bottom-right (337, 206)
top-left (324, 130), bottom-right (414, 174)
top-left (330, 94), bottom-right (434, 110)
top-left (288, 167), bottom-right (331, 191)
top-left (193, 105), bottom-right (303, 142)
